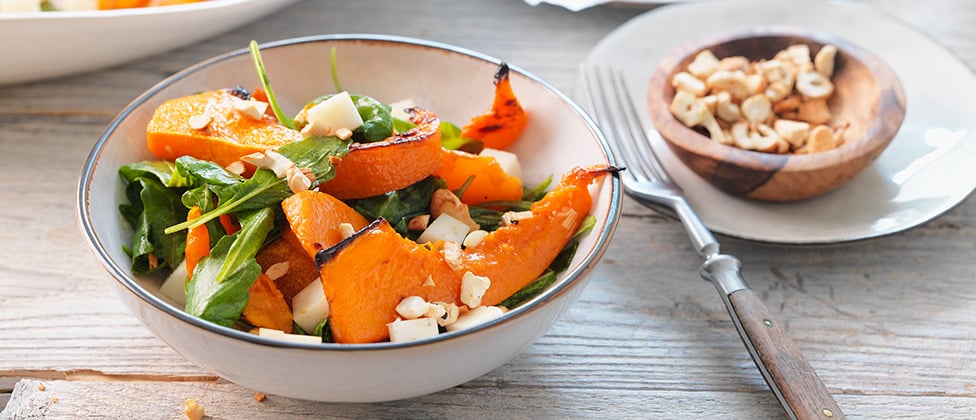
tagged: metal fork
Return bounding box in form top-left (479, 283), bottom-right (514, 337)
top-left (581, 65), bottom-right (845, 420)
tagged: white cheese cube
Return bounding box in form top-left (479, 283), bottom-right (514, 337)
top-left (292, 280), bottom-right (330, 333)
top-left (0, 0), bottom-right (41, 13)
top-left (258, 328), bottom-right (322, 344)
top-left (304, 91), bottom-right (363, 137)
top-left (480, 148), bottom-right (523, 180)
top-left (395, 296), bottom-right (431, 320)
top-left (48, 0), bottom-right (98, 11)
top-left (445, 306), bottom-right (505, 332)
top-left (416, 213), bottom-right (471, 245)
top-left (460, 271), bottom-right (490, 308)
top-left (159, 259), bottom-right (188, 307)
top-left (233, 99), bottom-right (269, 120)
top-left (387, 318), bottom-right (439, 343)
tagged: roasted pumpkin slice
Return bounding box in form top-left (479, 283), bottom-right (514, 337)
top-left (316, 164), bottom-right (614, 344)
top-left (316, 219), bottom-right (463, 344)
top-left (146, 89), bottom-right (303, 167)
top-left (461, 63), bottom-right (528, 150)
top-left (255, 228), bottom-right (322, 304)
top-left (281, 190), bottom-right (370, 258)
top-left (461, 164), bottom-right (613, 305)
top-left (433, 149), bottom-right (522, 205)
top-left (242, 273), bottom-right (294, 333)
top-left (319, 107), bottom-right (444, 199)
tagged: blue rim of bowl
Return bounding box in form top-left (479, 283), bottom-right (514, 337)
top-left (77, 33), bottom-right (623, 352)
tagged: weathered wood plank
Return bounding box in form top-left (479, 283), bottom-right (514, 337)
top-left (1, 0), bottom-right (975, 418)
top-left (4, 379), bottom-right (976, 420)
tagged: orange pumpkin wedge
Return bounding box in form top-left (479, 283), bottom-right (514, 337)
top-left (319, 107), bottom-right (444, 199)
top-left (316, 164), bottom-right (614, 343)
top-left (255, 228), bottom-right (322, 304)
top-left (242, 273), bottom-right (294, 333)
top-left (433, 149), bottom-right (522, 205)
top-left (146, 89), bottom-right (303, 167)
top-left (316, 219), bottom-right (463, 344)
top-left (461, 164), bottom-right (612, 306)
top-left (281, 190), bottom-right (370, 259)
top-left (461, 63), bottom-right (528, 150)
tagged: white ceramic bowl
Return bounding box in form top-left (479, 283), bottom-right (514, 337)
top-left (0, 0), bottom-right (297, 86)
top-left (77, 34), bottom-right (622, 402)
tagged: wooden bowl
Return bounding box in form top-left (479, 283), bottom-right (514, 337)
top-left (647, 28), bottom-right (906, 201)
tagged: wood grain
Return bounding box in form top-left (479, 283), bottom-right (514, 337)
top-left (1, 0), bottom-right (975, 418)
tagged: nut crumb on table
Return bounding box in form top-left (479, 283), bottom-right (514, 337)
top-left (254, 392), bottom-right (267, 402)
top-left (184, 398), bottom-right (205, 420)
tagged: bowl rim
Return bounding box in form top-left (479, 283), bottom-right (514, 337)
top-left (0, 0), bottom-right (260, 21)
top-left (647, 25), bottom-right (907, 173)
top-left (76, 33), bottom-right (623, 351)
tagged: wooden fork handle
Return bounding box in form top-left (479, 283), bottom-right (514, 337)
top-left (702, 255), bottom-right (845, 420)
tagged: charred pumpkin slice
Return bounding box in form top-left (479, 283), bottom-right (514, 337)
top-left (433, 149), bottom-right (522, 205)
top-left (319, 107), bottom-right (444, 199)
top-left (255, 228), bottom-right (322, 304)
top-left (316, 219), bottom-right (463, 344)
top-left (315, 164), bottom-right (615, 344)
top-left (281, 190), bottom-right (370, 259)
top-left (461, 63), bottom-right (528, 150)
top-left (146, 89), bottom-right (303, 167)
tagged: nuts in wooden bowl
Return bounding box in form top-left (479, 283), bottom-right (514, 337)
top-left (647, 28), bottom-right (906, 202)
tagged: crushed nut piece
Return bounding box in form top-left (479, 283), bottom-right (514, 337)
top-left (408, 214), bottom-right (431, 231)
top-left (37, 382), bottom-right (46, 391)
top-left (184, 398), bottom-right (205, 420)
top-left (265, 262), bottom-right (289, 280)
top-left (225, 160), bottom-right (246, 175)
top-left (430, 189), bottom-right (479, 231)
top-left (335, 127), bottom-right (354, 140)
top-left (254, 392), bottom-right (267, 402)
top-left (188, 111), bottom-right (213, 130)
top-left (668, 43), bottom-right (844, 154)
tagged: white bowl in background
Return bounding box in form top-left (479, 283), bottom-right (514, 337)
top-left (0, 0), bottom-right (298, 86)
top-left (77, 34), bottom-right (622, 402)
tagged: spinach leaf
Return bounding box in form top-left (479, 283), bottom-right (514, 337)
top-left (522, 175), bottom-right (553, 202)
top-left (276, 135), bottom-right (349, 186)
top-left (175, 156), bottom-right (241, 186)
top-left (249, 40), bottom-right (295, 129)
top-left (164, 136), bottom-right (347, 235)
top-left (313, 318), bottom-right (333, 343)
top-left (347, 176), bottom-right (445, 237)
top-left (185, 207), bottom-right (275, 327)
top-left (119, 161), bottom-right (191, 188)
top-left (120, 176), bottom-right (188, 273)
top-left (439, 121), bottom-right (483, 154)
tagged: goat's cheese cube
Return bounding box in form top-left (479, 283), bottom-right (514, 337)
top-left (258, 328), bottom-right (322, 344)
top-left (387, 318), bottom-right (439, 343)
top-left (233, 99), bottom-right (269, 120)
top-left (416, 213), bottom-right (471, 245)
top-left (479, 148), bottom-right (523, 180)
top-left (159, 259), bottom-right (188, 307)
top-left (445, 306), bottom-right (505, 332)
top-left (304, 91), bottom-right (363, 137)
top-left (292, 280), bottom-right (330, 333)
top-left (395, 296), bottom-right (431, 320)
top-left (49, 0), bottom-right (98, 11)
top-left (0, 0), bottom-right (41, 13)
top-left (460, 271), bottom-right (490, 308)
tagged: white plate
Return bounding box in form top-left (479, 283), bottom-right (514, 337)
top-left (0, 0), bottom-right (298, 86)
top-left (582, 0), bottom-right (976, 244)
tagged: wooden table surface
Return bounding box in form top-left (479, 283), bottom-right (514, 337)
top-left (2, 0), bottom-right (974, 418)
